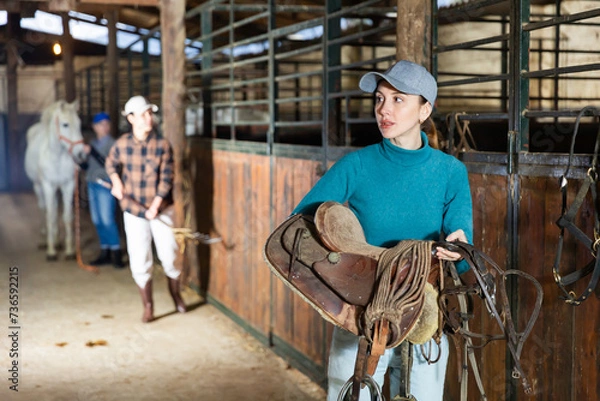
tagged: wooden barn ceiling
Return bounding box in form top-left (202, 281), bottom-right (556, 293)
top-left (0, 0), bottom-right (333, 32)
top-left (0, 0), bottom-right (556, 65)
top-left (0, 0), bottom-right (336, 62)
top-left (1, 0), bottom-right (559, 34)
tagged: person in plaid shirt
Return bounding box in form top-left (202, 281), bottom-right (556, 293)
top-left (105, 95), bottom-right (186, 323)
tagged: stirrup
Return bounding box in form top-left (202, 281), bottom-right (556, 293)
top-left (391, 395), bottom-right (417, 401)
top-left (337, 374), bottom-right (383, 401)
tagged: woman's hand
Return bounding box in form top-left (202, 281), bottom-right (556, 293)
top-left (110, 179), bottom-right (124, 200)
top-left (435, 229), bottom-right (467, 261)
top-left (144, 196), bottom-right (163, 220)
top-left (144, 206), bottom-right (158, 220)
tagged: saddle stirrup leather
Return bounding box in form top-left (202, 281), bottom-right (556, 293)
top-left (553, 105), bottom-right (600, 305)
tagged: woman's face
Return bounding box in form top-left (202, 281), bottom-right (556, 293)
top-left (374, 80), bottom-right (432, 149)
top-left (127, 109), bottom-right (154, 139)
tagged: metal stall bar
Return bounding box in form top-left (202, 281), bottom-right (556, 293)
top-left (435, 2), bottom-right (512, 128)
top-left (523, 3), bottom-right (600, 152)
top-left (507, 2), bottom-right (529, 399)
top-left (525, 8), bottom-right (600, 30)
top-left (324, 1), bottom-right (396, 148)
top-left (182, 0), bottom-right (403, 147)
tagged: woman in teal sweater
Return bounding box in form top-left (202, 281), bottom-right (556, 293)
top-left (293, 60), bottom-right (473, 401)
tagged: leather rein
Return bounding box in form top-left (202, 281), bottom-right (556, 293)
top-left (553, 106), bottom-right (600, 305)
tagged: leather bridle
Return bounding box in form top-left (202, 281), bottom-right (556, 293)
top-left (55, 116), bottom-right (84, 155)
top-left (437, 241), bottom-right (543, 398)
top-left (553, 106), bottom-right (600, 305)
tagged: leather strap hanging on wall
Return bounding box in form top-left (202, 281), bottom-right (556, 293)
top-left (553, 106), bottom-right (600, 305)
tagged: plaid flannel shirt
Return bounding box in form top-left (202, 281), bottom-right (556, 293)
top-left (105, 131), bottom-right (174, 217)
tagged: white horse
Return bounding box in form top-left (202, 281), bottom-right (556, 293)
top-left (24, 100), bottom-right (86, 261)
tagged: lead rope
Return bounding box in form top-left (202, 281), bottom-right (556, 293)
top-left (94, 177), bottom-right (221, 251)
top-left (74, 168), bottom-right (99, 274)
top-left (173, 153), bottom-right (197, 254)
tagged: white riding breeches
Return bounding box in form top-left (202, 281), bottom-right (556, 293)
top-left (327, 327), bottom-right (449, 401)
top-left (123, 207), bottom-right (180, 288)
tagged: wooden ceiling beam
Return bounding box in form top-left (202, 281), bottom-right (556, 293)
top-left (6, 0), bottom-right (159, 10)
top-left (48, 0), bottom-right (76, 12)
top-left (0, 1), bottom-right (28, 13)
top-left (78, 0), bottom-right (158, 6)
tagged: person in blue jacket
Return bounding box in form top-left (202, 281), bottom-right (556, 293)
top-left (82, 112), bottom-right (124, 268)
top-left (292, 60), bottom-right (473, 401)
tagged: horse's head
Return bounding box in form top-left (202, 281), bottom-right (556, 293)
top-left (51, 100), bottom-right (86, 164)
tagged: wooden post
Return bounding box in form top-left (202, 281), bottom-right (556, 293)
top-left (106, 9), bottom-right (120, 136)
top-left (396, 0), bottom-right (432, 69)
top-left (61, 13), bottom-right (76, 102)
top-left (6, 13), bottom-right (21, 191)
top-left (160, 0), bottom-right (189, 280)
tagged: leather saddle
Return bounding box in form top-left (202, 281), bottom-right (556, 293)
top-left (263, 201), bottom-right (441, 348)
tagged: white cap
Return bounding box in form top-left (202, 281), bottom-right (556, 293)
top-left (122, 96), bottom-right (158, 116)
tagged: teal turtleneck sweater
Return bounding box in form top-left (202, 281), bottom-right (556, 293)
top-left (293, 132), bottom-right (473, 273)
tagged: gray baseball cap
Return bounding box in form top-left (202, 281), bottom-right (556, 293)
top-left (358, 60), bottom-right (437, 105)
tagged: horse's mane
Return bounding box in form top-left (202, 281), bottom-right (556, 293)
top-left (39, 101), bottom-right (62, 127)
top-left (41, 100), bottom-right (79, 125)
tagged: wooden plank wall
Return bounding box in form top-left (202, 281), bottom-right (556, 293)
top-left (516, 176), bottom-right (599, 401)
top-left (195, 149), bottom-right (273, 335)
top-left (271, 156), bottom-right (333, 371)
top-left (192, 147), bottom-right (333, 378)
top-left (190, 144), bottom-right (599, 400)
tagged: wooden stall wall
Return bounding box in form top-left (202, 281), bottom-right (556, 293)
top-left (270, 155), bottom-right (333, 380)
top-left (190, 142), bottom-right (599, 400)
top-left (516, 174), bottom-right (599, 401)
top-left (444, 166), bottom-right (600, 401)
top-left (193, 147), bottom-right (272, 337)
top-left (191, 143), bottom-right (333, 383)
top-left (462, 173), bottom-right (511, 400)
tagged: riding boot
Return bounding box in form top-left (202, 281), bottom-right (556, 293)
top-left (167, 277), bottom-right (187, 314)
top-left (137, 281), bottom-right (154, 323)
top-left (89, 249), bottom-right (111, 266)
top-left (111, 249), bottom-right (125, 269)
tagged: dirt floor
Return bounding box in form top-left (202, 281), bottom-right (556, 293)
top-left (0, 193), bottom-right (326, 401)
